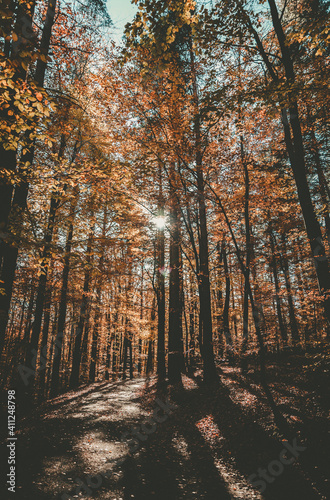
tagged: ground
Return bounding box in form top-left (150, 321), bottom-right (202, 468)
top-left (1, 357), bottom-right (330, 499)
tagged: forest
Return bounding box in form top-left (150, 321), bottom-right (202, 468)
top-left (0, 0), bottom-right (330, 499)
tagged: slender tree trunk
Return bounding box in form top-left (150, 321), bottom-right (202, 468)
top-left (168, 164), bottom-right (183, 385)
top-left (129, 339), bottom-right (133, 379)
top-left (89, 205), bottom-right (107, 383)
top-left (28, 197), bottom-right (58, 367)
top-left (215, 243), bottom-right (224, 357)
top-left (146, 296), bottom-right (156, 376)
top-left (279, 233), bottom-right (300, 343)
top-left (138, 261), bottom-right (144, 374)
top-left (189, 39), bottom-right (217, 383)
top-left (197, 167), bottom-right (217, 383)
top-left (112, 323), bottom-right (118, 380)
top-left (146, 338), bottom-right (153, 375)
top-left (38, 277), bottom-right (53, 398)
top-left (22, 286), bottom-right (35, 350)
top-left (188, 284), bottom-right (196, 371)
top-left (241, 142), bottom-right (251, 371)
top-left (122, 335), bottom-right (128, 381)
top-left (268, 226), bottom-right (288, 345)
top-left (156, 191), bottom-right (166, 382)
top-left (18, 295), bottom-right (26, 340)
top-left (69, 221), bottom-right (94, 388)
top-left (105, 311), bottom-right (112, 381)
top-left (221, 240), bottom-right (232, 352)
top-left (89, 305), bottom-right (101, 383)
top-left (50, 196), bottom-right (76, 397)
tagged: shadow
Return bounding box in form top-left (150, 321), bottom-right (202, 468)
top-left (8, 374), bottom-right (329, 500)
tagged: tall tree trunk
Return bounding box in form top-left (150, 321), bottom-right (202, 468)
top-left (268, 226), bottom-right (288, 345)
top-left (138, 260), bottom-right (144, 375)
top-left (89, 303), bottom-right (101, 383)
top-left (156, 191), bottom-right (166, 382)
top-left (0, 0), bottom-right (57, 357)
top-left (38, 275), bottom-right (53, 398)
top-left (146, 339), bottom-right (153, 376)
top-left (111, 282), bottom-right (121, 380)
top-left (188, 279), bottom-right (196, 371)
top-left (246, 1), bottom-right (330, 327)
top-left (105, 311), bottom-right (112, 381)
top-left (18, 295), bottom-right (27, 340)
top-left (69, 222), bottom-right (94, 388)
top-left (197, 166), bottom-right (217, 383)
top-left (168, 164), bottom-right (183, 385)
top-left (215, 243), bottom-right (224, 357)
top-left (89, 204), bottom-right (107, 383)
top-left (189, 39), bottom-right (217, 383)
top-left (129, 338), bottom-right (133, 380)
top-left (112, 324), bottom-right (119, 380)
top-left (241, 140), bottom-right (251, 371)
top-left (221, 240), bottom-right (232, 352)
top-left (27, 194), bottom-right (58, 368)
top-left (50, 194), bottom-right (76, 397)
top-left (122, 335), bottom-right (128, 380)
top-left (0, 0), bottom-right (35, 266)
top-left (266, 0), bottom-right (330, 325)
top-left (279, 233), bottom-right (300, 343)
top-left (22, 285), bottom-right (35, 356)
top-left (26, 136), bottom-right (66, 383)
top-left (146, 297), bottom-right (155, 376)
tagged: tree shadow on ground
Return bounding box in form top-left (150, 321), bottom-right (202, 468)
top-left (3, 375), bottom-right (329, 500)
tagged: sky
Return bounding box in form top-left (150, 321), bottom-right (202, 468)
top-left (106, 0), bottom-right (138, 43)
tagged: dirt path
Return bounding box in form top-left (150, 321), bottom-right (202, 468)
top-left (3, 373), bottom-right (329, 499)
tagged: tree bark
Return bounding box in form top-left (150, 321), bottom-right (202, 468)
top-left (268, 226), bottom-right (288, 345)
top-left (156, 191), bottom-right (166, 382)
top-left (241, 138), bottom-right (251, 371)
top-left (266, 0), bottom-right (330, 325)
top-left (50, 193), bottom-right (77, 397)
top-left (189, 38), bottom-right (217, 383)
top-left (69, 220), bottom-right (94, 388)
top-left (0, 0), bottom-right (57, 358)
top-left (138, 260), bottom-right (144, 374)
top-left (26, 136), bottom-right (66, 382)
top-left (279, 233), bottom-right (300, 343)
top-left (221, 240), bottom-right (232, 351)
top-left (168, 164), bottom-right (183, 384)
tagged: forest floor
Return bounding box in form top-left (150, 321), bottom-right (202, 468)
top-left (1, 354), bottom-right (330, 500)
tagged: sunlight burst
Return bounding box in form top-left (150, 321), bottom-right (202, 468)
top-left (153, 215), bottom-right (166, 229)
